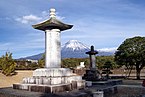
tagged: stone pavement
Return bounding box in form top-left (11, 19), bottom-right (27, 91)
top-left (0, 85), bottom-right (119, 97)
top-left (1, 79), bottom-right (145, 97)
top-left (0, 87), bottom-right (90, 97)
top-left (0, 85), bottom-right (117, 97)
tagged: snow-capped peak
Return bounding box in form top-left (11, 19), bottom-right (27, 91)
top-left (61, 40), bottom-right (89, 51)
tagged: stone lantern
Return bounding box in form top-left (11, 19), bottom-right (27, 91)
top-left (83, 46), bottom-right (100, 81)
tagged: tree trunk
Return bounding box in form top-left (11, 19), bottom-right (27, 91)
top-left (127, 65), bottom-right (133, 78)
top-left (136, 68), bottom-right (141, 80)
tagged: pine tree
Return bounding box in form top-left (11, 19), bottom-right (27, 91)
top-left (0, 52), bottom-right (16, 76)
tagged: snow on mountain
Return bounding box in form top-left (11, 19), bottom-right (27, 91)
top-left (61, 40), bottom-right (89, 51)
top-left (61, 40), bottom-right (90, 58)
top-left (97, 47), bottom-right (116, 56)
top-left (19, 40), bottom-right (115, 60)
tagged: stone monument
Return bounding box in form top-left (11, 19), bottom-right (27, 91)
top-left (82, 46), bottom-right (100, 81)
top-left (13, 8), bottom-right (85, 93)
top-left (83, 46), bottom-right (122, 88)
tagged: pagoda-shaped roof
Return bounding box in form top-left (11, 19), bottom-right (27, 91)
top-left (86, 46), bottom-right (98, 55)
top-left (32, 8), bottom-right (73, 31)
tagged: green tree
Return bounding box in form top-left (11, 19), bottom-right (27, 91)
top-left (0, 52), bottom-right (16, 76)
top-left (102, 61), bottom-right (113, 79)
top-left (38, 54), bottom-right (45, 68)
top-left (115, 36), bottom-right (145, 79)
top-left (61, 58), bottom-right (89, 69)
top-left (96, 56), bottom-right (118, 69)
top-left (103, 61), bottom-right (113, 69)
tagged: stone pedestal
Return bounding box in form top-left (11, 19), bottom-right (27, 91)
top-left (82, 69), bottom-right (100, 81)
top-left (13, 68), bottom-right (85, 93)
top-left (26, 68), bottom-right (82, 85)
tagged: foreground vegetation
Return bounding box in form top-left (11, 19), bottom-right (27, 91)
top-left (0, 52), bottom-right (16, 76)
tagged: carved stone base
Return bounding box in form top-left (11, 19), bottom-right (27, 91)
top-left (82, 69), bottom-right (100, 81)
top-left (13, 81), bottom-right (78, 93)
top-left (13, 68), bottom-right (85, 93)
top-left (22, 68), bottom-right (83, 85)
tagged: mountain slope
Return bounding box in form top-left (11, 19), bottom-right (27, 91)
top-left (19, 53), bottom-right (44, 60)
top-left (19, 40), bottom-right (115, 60)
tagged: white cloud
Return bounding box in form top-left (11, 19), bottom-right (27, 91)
top-left (56, 13), bottom-right (65, 20)
top-left (97, 47), bottom-right (117, 52)
top-left (15, 10), bottom-right (65, 24)
top-left (15, 15), bottom-right (42, 24)
top-left (42, 10), bottom-right (49, 17)
top-left (0, 32), bottom-right (45, 58)
top-left (42, 10), bottom-right (65, 20)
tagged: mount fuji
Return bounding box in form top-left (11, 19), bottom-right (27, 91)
top-left (19, 40), bottom-right (115, 60)
top-left (61, 40), bottom-right (90, 58)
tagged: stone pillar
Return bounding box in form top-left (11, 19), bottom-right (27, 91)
top-left (83, 46), bottom-right (100, 81)
top-left (86, 46), bottom-right (98, 70)
top-left (90, 54), bottom-right (96, 69)
top-left (32, 8), bottom-right (73, 68)
top-left (45, 29), bottom-right (61, 68)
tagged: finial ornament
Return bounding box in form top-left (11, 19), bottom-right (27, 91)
top-left (50, 8), bottom-right (56, 18)
top-left (91, 45), bottom-right (94, 51)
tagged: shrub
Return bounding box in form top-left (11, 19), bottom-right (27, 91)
top-left (0, 52), bottom-right (16, 76)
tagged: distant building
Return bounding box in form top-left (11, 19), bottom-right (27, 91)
top-left (76, 62), bottom-right (85, 69)
top-left (26, 59), bottom-right (38, 63)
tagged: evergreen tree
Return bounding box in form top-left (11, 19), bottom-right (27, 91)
top-left (0, 52), bottom-right (16, 76)
top-left (115, 36), bottom-right (145, 79)
top-left (38, 54), bottom-right (45, 68)
top-left (102, 61), bottom-right (113, 79)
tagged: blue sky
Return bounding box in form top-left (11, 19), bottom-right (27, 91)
top-left (0, 0), bottom-right (145, 59)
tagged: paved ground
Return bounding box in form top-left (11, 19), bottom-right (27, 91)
top-left (0, 79), bottom-right (145, 97)
top-left (123, 79), bottom-right (143, 85)
top-left (0, 87), bottom-right (90, 97)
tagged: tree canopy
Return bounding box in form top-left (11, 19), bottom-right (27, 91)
top-left (115, 36), bottom-right (145, 79)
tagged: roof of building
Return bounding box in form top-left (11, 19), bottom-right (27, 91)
top-left (32, 8), bottom-right (73, 31)
top-left (86, 46), bottom-right (98, 55)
